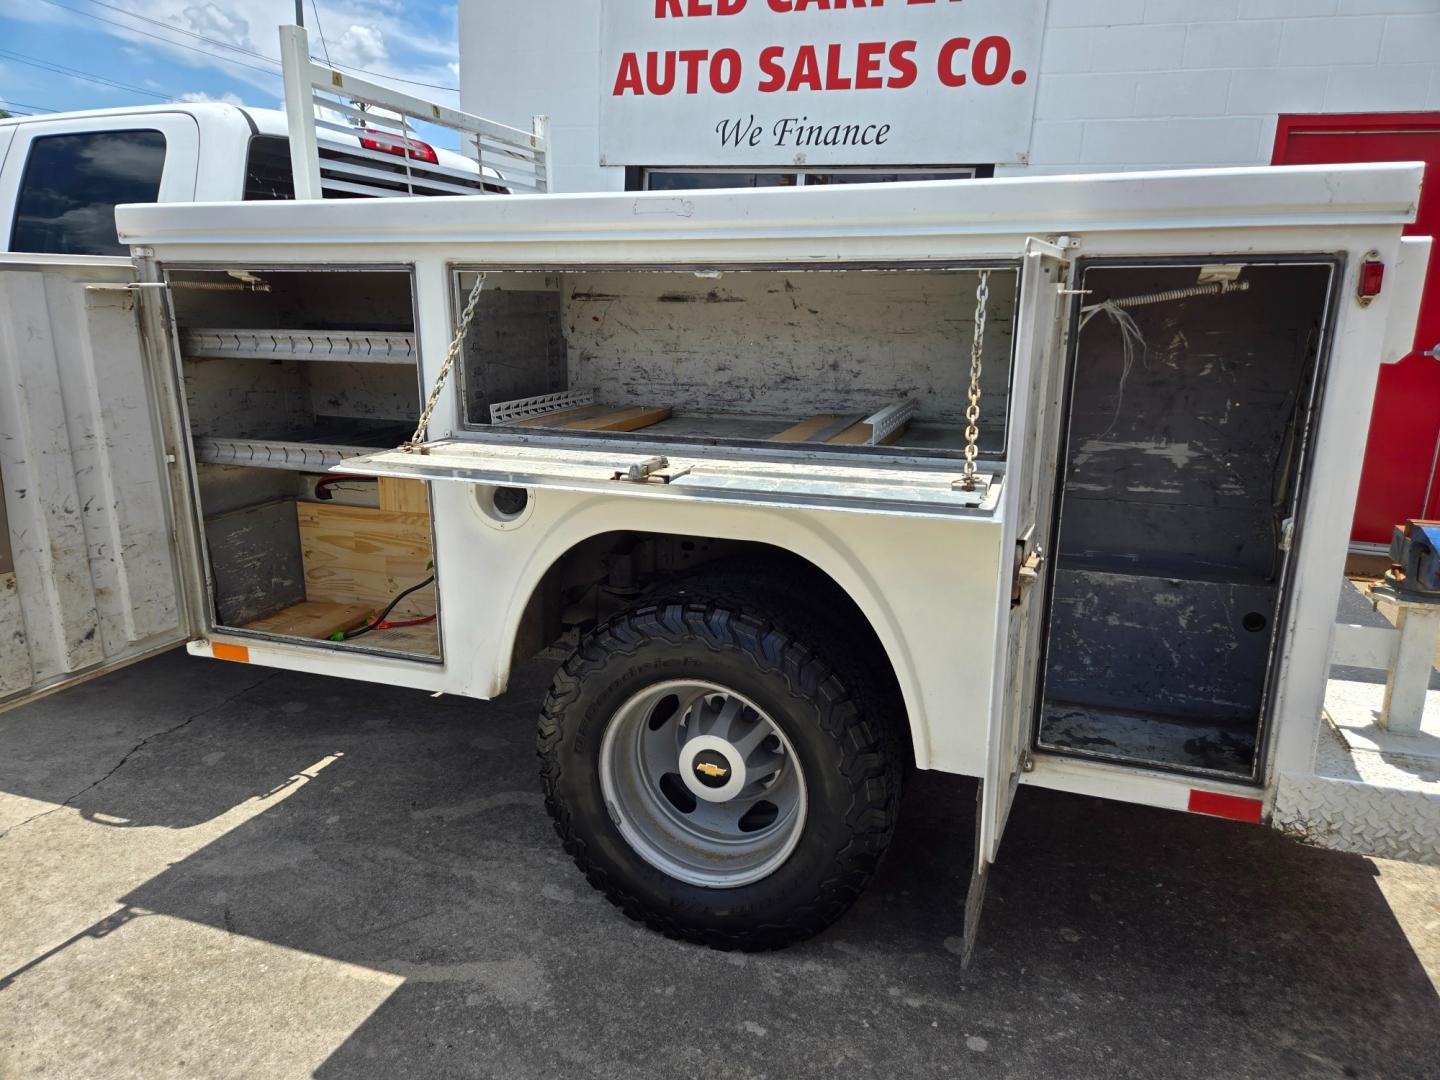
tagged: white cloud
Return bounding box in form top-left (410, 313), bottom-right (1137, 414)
top-left (179, 90), bottom-right (245, 106)
top-left (180, 3), bottom-right (257, 51)
top-left (332, 24), bottom-right (388, 69)
top-left (0, 0), bottom-right (461, 103)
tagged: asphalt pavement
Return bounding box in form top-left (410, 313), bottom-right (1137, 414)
top-left (0, 650), bottom-right (1435, 1079)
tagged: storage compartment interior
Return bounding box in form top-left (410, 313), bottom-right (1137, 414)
top-left (457, 267), bottom-right (1019, 456)
top-left (1036, 262), bottom-right (1335, 779)
top-left (170, 269), bottom-right (440, 660)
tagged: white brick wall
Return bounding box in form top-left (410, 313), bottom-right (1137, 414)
top-left (1015, 2), bottom-right (1440, 177)
top-left (460, 1), bottom-right (1440, 191)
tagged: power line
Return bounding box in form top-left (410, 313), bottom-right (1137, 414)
top-left (0, 97), bottom-right (62, 113)
top-left (35, 0), bottom-right (282, 80)
top-left (0, 47), bottom-right (171, 99)
top-left (45, 0), bottom-right (278, 66)
top-left (44, 0), bottom-right (461, 93)
top-left (310, 0), bottom-right (332, 66)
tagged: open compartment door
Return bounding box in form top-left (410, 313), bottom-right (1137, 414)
top-left (0, 259), bottom-right (193, 712)
top-left (962, 241), bottom-right (1071, 964)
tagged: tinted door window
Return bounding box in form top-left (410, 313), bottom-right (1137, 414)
top-left (243, 135), bottom-right (294, 200)
top-left (11, 130), bottom-right (166, 255)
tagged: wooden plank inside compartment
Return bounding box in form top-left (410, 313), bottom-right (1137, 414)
top-left (244, 600), bottom-right (373, 640)
top-left (558, 405), bottom-right (672, 432)
top-left (377, 477), bottom-right (429, 514)
top-left (296, 502), bottom-right (436, 621)
top-left (772, 414), bottom-right (909, 446)
top-left (513, 403), bottom-right (673, 432)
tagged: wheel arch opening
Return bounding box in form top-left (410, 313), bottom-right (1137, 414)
top-left (509, 530), bottom-right (916, 768)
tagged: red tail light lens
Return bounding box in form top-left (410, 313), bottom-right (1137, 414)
top-left (359, 128), bottom-right (439, 165)
top-left (1357, 254), bottom-right (1384, 306)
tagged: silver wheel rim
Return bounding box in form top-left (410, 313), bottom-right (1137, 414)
top-left (598, 679), bottom-right (808, 889)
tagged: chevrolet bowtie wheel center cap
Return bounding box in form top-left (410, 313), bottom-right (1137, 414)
top-left (679, 734), bottom-right (749, 804)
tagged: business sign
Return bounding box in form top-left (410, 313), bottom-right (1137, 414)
top-left (599, 0), bottom-right (1048, 168)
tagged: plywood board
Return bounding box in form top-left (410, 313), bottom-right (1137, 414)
top-left (514, 404), bottom-right (610, 427)
top-left (771, 415), bottom-right (844, 442)
top-left (358, 618), bottom-right (440, 658)
top-left (244, 600), bottom-right (372, 640)
top-left (516, 403), bottom-right (672, 433)
top-left (771, 414), bottom-right (909, 446)
top-left (377, 477), bottom-right (429, 514)
top-left (296, 502), bottom-right (435, 620)
top-left (558, 405), bottom-right (671, 432)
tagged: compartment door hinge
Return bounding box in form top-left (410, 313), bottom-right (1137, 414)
top-left (1027, 235), bottom-right (1080, 260)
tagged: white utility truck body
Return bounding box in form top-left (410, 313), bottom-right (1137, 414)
top-left (0, 162), bottom-right (1434, 955)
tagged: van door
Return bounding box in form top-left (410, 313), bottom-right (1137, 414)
top-left (0, 257), bottom-right (193, 712)
top-left (963, 241), bottom-right (1070, 963)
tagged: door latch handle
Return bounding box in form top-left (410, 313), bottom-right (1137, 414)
top-left (1423, 342), bottom-right (1440, 360)
top-left (1011, 547), bottom-right (1046, 607)
top-left (613, 456), bottom-right (690, 485)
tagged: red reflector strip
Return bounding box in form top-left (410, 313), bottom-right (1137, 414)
top-left (1188, 790), bottom-right (1263, 824)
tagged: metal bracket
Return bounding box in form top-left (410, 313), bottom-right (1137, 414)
top-left (1027, 235), bottom-right (1079, 260)
top-left (1279, 516), bottom-right (1296, 553)
top-left (1010, 527), bottom-right (1045, 608)
top-left (491, 390), bottom-right (594, 425)
top-left (612, 456), bottom-right (691, 485)
top-left (1423, 342), bottom-right (1440, 360)
top-left (862, 399), bottom-right (919, 446)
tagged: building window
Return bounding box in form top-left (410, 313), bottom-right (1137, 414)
top-left (10, 130), bottom-right (167, 256)
top-left (638, 166), bottom-right (985, 191)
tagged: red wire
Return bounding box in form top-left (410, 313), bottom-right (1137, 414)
top-left (372, 614), bottom-right (437, 631)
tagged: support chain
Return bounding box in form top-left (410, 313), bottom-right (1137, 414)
top-left (961, 269), bottom-right (991, 491)
top-left (404, 272), bottom-right (487, 453)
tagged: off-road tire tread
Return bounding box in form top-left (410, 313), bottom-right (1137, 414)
top-left (538, 600), bottom-right (901, 951)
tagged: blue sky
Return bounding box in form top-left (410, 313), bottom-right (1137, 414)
top-left (0, 1), bottom-right (462, 128)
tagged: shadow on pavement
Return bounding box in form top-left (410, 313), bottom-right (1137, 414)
top-left (1, 651), bottom-right (1436, 1078)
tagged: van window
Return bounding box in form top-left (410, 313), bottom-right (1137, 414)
top-left (10, 129), bottom-right (166, 256)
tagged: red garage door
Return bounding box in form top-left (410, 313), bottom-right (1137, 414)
top-left (1273, 114), bottom-right (1440, 547)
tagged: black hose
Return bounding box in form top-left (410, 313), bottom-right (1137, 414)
top-left (343, 576), bottom-right (436, 640)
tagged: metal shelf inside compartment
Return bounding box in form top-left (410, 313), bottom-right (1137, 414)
top-left (180, 327), bottom-right (417, 365)
top-left (195, 419), bottom-right (412, 471)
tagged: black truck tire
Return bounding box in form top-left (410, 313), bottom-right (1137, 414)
top-left (538, 600), bottom-right (901, 950)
